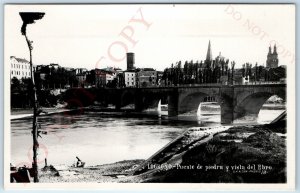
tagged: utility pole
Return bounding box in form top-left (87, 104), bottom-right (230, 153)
top-left (19, 12), bottom-right (45, 183)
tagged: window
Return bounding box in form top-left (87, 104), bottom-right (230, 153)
top-left (132, 78), bottom-right (134, 80)
top-left (11, 71), bottom-right (13, 75)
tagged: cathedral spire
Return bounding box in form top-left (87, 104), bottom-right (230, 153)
top-left (206, 40), bottom-right (212, 62)
top-left (268, 45), bottom-right (272, 55)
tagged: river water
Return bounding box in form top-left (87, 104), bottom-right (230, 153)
top-left (11, 104), bottom-right (285, 167)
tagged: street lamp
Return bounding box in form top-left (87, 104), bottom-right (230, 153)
top-left (19, 12), bottom-right (45, 183)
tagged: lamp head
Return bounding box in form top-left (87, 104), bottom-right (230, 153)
top-left (19, 12), bottom-right (45, 35)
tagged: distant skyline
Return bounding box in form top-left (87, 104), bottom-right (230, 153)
top-left (5, 4), bottom-right (295, 71)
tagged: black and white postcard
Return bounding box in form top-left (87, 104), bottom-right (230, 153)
top-left (4, 4), bottom-right (295, 190)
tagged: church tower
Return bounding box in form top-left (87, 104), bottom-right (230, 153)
top-left (266, 45), bottom-right (279, 68)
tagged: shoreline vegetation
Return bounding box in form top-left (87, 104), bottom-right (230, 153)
top-left (10, 104), bottom-right (286, 183)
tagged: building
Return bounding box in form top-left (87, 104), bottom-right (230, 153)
top-left (122, 52), bottom-right (137, 87)
top-left (95, 67), bottom-right (117, 87)
top-left (49, 63), bottom-right (60, 70)
top-left (10, 56), bottom-right (31, 79)
top-left (215, 52), bottom-right (225, 61)
top-left (75, 68), bottom-right (88, 75)
top-left (266, 45), bottom-right (279, 68)
top-left (124, 70), bottom-right (136, 87)
top-left (127, 52), bottom-right (135, 70)
top-left (76, 71), bottom-right (89, 88)
top-left (214, 52), bottom-right (229, 70)
top-left (136, 68), bottom-right (157, 87)
top-left (156, 71), bottom-right (164, 86)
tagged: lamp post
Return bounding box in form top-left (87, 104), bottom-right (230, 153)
top-left (19, 12), bottom-right (45, 183)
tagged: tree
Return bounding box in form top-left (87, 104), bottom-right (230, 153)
top-left (242, 64), bottom-right (245, 77)
top-left (248, 64), bottom-right (252, 80)
top-left (231, 61), bottom-right (235, 84)
top-left (11, 77), bottom-right (21, 93)
top-left (195, 61), bottom-right (199, 83)
top-left (162, 68), bottom-right (168, 86)
top-left (183, 61), bottom-right (188, 83)
top-left (255, 62), bottom-right (258, 82)
top-left (177, 61), bottom-right (182, 85)
top-left (258, 66), bottom-right (263, 80)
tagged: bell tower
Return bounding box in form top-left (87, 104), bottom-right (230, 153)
top-left (266, 45), bottom-right (278, 68)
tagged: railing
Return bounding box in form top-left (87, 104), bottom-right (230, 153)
top-left (132, 81), bottom-right (284, 89)
top-left (96, 81), bottom-right (285, 90)
top-left (234, 81), bottom-right (285, 85)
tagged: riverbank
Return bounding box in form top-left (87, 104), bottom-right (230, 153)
top-left (39, 160), bottom-right (145, 183)
top-left (38, 118), bottom-right (286, 183)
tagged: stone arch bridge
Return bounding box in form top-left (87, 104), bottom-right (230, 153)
top-left (69, 84), bottom-right (286, 124)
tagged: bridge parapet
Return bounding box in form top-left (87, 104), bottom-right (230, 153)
top-left (84, 83), bottom-right (286, 124)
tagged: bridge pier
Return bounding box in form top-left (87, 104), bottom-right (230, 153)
top-left (168, 88), bottom-right (179, 117)
top-left (134, 89), bottom-right (145, 112)
top-left (114, 90), bottom-right (122, 110)
top-left (220, 87), bottom-right (235, 124)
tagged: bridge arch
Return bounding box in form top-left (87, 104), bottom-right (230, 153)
top-left (119, 89), bottom-right (136, 108)
top-left (139, 93), bottom-right (168, 111)
top-left (234, 90), bottom-right (286, 120)
top-left (178, 92), bottom-right (220, 115)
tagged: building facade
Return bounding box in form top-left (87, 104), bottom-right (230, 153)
top-left (95, 68), bottom-right (117, 87)
top-left (10, 56), bottom-right (31, 79)
top-left (136, 68), bottom-right (157, 87)
top-left (124, 71), bottom-right (136, 87)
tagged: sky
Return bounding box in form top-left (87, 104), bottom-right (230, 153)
top-left (5, 4), bottom-right (295, 71)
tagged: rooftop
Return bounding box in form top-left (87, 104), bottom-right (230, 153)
top-left (10, 56), bottom-right (29, 63)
